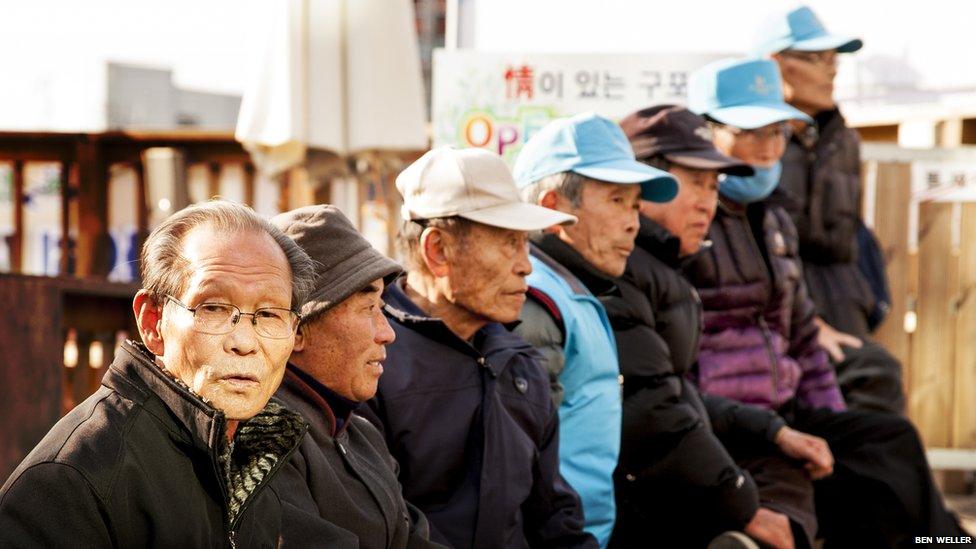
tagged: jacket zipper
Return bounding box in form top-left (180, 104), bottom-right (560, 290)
top-left (737, 210), bottom-right (781, 405)
top-left (208, 416), bottom-right (236, 548)
top-left (224, 421), bottom-right (309, 547)
top-left (757, 316), bottom-right (780, 404)
top-left (334, 435), bottom-right (396, 547)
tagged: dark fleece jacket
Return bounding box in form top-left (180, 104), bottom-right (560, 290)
top-left (273, 364), bottom-right (442, 548)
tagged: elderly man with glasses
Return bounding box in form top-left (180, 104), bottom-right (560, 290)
top-left (0, 200), bottom-right (316, 548)
top-left (754, 5), bottom-right (906, 415)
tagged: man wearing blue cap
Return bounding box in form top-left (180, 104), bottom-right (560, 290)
top-left (684, 57), bottom-right (970, 547)
top-left (511, 112), bottom-right (679, 547)
top-left (755, 5), bottom-right (906, 415)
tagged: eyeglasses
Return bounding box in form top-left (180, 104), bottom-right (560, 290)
top-left (712, 122), bottom-right (793, 145)
top-left (165, 296), bottom-right (302, 340)
top-left (780, 49), bottom-right (838, 67)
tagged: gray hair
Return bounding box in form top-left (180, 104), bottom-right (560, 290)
top-left (395, 216), bottom-right (475, 274)
top-left (518, 171), bottom-right (587, 208)
top-left (140, 200), bottom-right (316, 311)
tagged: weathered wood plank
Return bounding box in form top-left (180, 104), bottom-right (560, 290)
top-left (952, 203), bottom-right (976, 449)
top-left (869, 162), bottom-right (913, 375)
top-left (911, 202), bottom-right (958, 447)
top-left (0, 276), bottom-right (61, 480)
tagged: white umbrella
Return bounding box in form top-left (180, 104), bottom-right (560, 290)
top-left (235, 0), bottom-right (428, 177)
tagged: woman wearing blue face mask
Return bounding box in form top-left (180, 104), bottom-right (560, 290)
top-left (679, 57), bottom-right (970, 548)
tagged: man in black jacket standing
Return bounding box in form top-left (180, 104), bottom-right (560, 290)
top-left (0, 201), bottom-right (316, 547)
top-left (271, 205), bottom-right (442, 548)
top-left (365, 147), bottom-right (595, 549)
top-left (614, 106), bottom-right (847, 549)
top-left (754, 5), bottom-right (905, 414)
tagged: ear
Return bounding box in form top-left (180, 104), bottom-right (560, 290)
top-left (419, 227), bottom-right (451, 278)
top-left (539, 188), bottom-right (559, 209)
top-left (539, 189), bottom-right (567, 235)
top-left (293, 323), bottom-right (308, 352)
top-left (711, 128), bottom-right (736, 157)
top-left (133, 290), bottom-right (165, 356)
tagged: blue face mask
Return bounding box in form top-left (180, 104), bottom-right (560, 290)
top-left (719, 162), bottom-right (782, 204)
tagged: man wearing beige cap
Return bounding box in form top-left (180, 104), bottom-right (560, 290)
top-left (362, 147), bottom-right (596, 549)
top-left (270, 205), bottom-right (442, 548)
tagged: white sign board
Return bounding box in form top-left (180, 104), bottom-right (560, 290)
top-left (432, 50), bottom-right (727, 164)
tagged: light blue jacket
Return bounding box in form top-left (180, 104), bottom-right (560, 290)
top-left (524, 246), bottom-right (622, 547)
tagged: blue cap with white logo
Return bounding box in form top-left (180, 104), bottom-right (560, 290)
top-left (512, 112), bottom-right (679, 203)
top-left (688, 58), bottom-right (813, 130)
top-left (752, 5), bottom-right (863, 56)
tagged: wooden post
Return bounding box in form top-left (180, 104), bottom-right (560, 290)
top-left (133, 157), bottom-right (148, 279)
top-left (208, 162), bottom-right (221, 200)
top-left (952, 203), bottom-right (976, 449)
top-left (10, 160), bottom-right (24, 273)
top-left (910, 202), bottom-right (957, 448)
top-left (870, 162), bottom-right (913, 373)
top-left (75, 137), bottom-right (110, 277)
top-left (278, 170), bottom-right (291, 213)
top-left (59, 161), bottom-right (72, 275)
top-left (243, 163), bottom-right (256, 207)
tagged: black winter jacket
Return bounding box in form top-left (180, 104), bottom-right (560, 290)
top-left (274, 365), bottom-right (443, 548)
top-left (771, 108), bottom-right (875, 337)
top-left (0, 341), bottom-right (306, 548)
top-left (363, 282), bottom-right (595, 549)
top-left (601, 218), bottom-right (786, 536)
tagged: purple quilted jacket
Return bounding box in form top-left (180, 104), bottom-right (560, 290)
top-left (681, 199), bottom-right (845, 412)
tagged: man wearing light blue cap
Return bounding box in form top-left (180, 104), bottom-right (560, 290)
top-left (511, 112), bottom-right (678, 547)
top-left (751, 5), bottom-right (861, 59)
top-left (683, 57), bottom-right (970, 547)
top-left (756, 5), bottom-right (907, 416)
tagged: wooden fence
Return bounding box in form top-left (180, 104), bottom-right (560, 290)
top-left (862, 144), bottom-right (976, 460)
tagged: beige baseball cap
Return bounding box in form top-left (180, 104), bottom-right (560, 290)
top-left (396, 146), bottom-right (577, 231)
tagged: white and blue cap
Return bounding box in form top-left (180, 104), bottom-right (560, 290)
top-left (752, 5), bottom-right (863, 56)
top-left (512, 112), bottom-right (679, 203)
top-left (688, 58), bottom-right (813, 130)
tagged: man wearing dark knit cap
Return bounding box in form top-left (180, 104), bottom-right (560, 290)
top-left (270, 204), bottom-right (442, 548)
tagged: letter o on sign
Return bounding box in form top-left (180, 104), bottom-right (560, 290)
top-left (464, 116), bottom-right (493, 148)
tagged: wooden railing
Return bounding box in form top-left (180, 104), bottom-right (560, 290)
top-left (0, 130), bottom-right (257, 278)
top-left (0, 131), bottom-right (420, 479)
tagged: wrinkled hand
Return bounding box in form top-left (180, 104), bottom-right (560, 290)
top-left (814, 316), bottom-right (862, 362)
top-left (744, 507), bottom-right (795, 549)
top-left (775, 426), bottom-right (834, 480)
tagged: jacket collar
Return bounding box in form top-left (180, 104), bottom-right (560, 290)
top-left (531, 232), bottom-right (619, 298)
top-left (103, 341), bottom-right (307, 527)
top-left (793, 107), bottom-right (845, 149)
top-left (383, 282), bottom-right (533, 377)
top-left (103, 340), bottom-right (228, 453)
top-left (281, 364), bottom-right (360, 437)
top-left (635, 216), bottom-right (683, 268)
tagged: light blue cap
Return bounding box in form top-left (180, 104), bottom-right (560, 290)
top-left (512, 112), bottom-right (678, 203)
top-left (688, 58), bottom-right (813, 130)
top-left (752, 5), bottom-right (863, 56)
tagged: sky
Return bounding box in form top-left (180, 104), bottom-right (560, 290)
top-left (0, 0), bottom-right (973, 130)
top-left (470, 0), bottom-right (976, 94)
